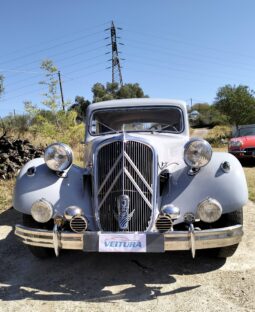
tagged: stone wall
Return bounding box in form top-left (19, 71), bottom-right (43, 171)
top-left (0, 136), bottom-right (44, 179)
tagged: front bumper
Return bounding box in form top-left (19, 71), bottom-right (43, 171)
top-left (229, 149), bottom-right (255, 158)
top-left (15, 224), bottom-right (243, 257)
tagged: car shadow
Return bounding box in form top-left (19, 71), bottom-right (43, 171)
top-left (0, 208), bottom-right (225, 303)
top-left (240, 158), bottom-right (255, 168)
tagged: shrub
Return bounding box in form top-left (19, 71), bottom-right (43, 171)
top-left (205, 126), bottom-right (232, 147)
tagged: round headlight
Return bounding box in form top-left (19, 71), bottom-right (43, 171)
top-left (197, 198), bottom-right (222, 223)
top-left (229, 140), bottom-right (243, 147)
top-left (184, 139), bottom-right (212, 168)
top-left (31, 199), bottom-right (53, 223)
top-left (44, 143), bottom-right (73, 171)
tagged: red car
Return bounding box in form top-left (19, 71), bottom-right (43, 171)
top-left (228, 125), bottom-right (255, 159)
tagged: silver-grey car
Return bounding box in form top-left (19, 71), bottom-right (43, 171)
top-left (14, 99), bottom-right (248, 258)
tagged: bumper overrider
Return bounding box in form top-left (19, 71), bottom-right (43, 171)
top-left (15, 224), bottom-right (243, 258)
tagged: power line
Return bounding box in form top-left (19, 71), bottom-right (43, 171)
top-left (0, 30), bottom-right (104, 67)
top-left (5, 53), bottom-right (106, 91)
top-left (1, 39), bottom-right (107, 84)
top-left (0, 21), bottom-right (110, 60)
top-left (0, 68), bottom-right (41, 75)
top-left (0, 63), bottom-right (107, 103)
top-left (127, 58), bottom-right (245, 81)
top-left (124, 39), bottom-right (255, 71)
top-left (125, 53), bottom-right (252, 81)
top-left (123, 28), bottom-right (255, 61)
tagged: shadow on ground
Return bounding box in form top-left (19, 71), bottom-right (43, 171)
top-left (0, 208), bottom-right (225, 302)
top-left (240, 158), bottom-right (255, 168)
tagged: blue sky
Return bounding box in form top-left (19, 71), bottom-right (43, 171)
top-left (0, 0), bottom-right (255, 116)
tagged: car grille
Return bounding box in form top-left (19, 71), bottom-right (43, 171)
top-left (95, 140), bottom-right (154, 232)
top-left (244, 147), bottom-right (255, 156)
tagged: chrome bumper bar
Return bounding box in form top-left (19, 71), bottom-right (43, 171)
top-left (15, 224), bottom-right (243, 257)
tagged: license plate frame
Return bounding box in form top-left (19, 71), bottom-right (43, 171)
top-left (99, 233), bottom-right (147, 252)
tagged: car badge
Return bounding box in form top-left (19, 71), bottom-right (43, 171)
top-left (114, 195), bottom-right (134, 230)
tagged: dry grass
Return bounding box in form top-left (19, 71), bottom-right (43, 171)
top-left (243, 167), bottom-right (255, 202)
top-left (207, 125), bottom-right (232, 138)
top-left (0, 179), bottom-right (15, 212)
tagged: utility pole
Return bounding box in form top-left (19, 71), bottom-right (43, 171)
top-left (58, 71), bottom-right (65, 111)
top-left (105, 21), bottom-right (124, 86)
top-left (190, 98), bottom-right (193, 110)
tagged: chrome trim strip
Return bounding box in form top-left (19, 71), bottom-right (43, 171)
top-left (15, 224), bottom-right (243, 252)
top-left (124, 168), bottom-right (152, 209)
top-left (52, 224), bottom-right (60, 256)
top-left (98, 170), bottom-right (122, 210)
top-left (15, 225), bottom-right (83, 250)
top-left (97, 153), bottom-right (122, 194)
top-left (124, 151), bottom-right (153, 194)
top-left (189, 223), bottom-right (196, 258)
top-left (164, 224), bottom-right (243, 250)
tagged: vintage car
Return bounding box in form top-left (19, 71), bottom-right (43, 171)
top-left (14, 99), bottom-right (248, 259)
top-left (228, 124), bottom-right (255, 159)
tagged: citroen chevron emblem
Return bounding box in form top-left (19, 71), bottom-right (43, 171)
top-left (114, 195), bottom-right (134, 230)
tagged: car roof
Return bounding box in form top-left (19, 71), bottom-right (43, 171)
top-left (86, 98), bottom-right (187, 115)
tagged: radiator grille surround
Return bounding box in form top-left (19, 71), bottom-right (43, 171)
top-left (95, 139), bottom-right (155, 232)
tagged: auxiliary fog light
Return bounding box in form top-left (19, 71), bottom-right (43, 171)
top-left (197, 198), bottom-right (222, 223)
top-left (31, 199), bottom-right (53, 223)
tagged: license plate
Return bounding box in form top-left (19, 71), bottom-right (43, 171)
top-left (99, 233), bottom-right (146, 252)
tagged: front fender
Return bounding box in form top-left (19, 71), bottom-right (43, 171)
top-left (161, 152), bottom-right (248, 224)
top-left (13, 158), bottom-right (95, 229)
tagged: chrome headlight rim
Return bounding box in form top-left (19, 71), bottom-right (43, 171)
top-left (44, 142), bottom-right (73, 172)
top-left (197, 197), bottom-right (222, 223)
top-left (184, 138), bottom-right (213, 169)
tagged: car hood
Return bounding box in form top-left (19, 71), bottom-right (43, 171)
top-left (230, 135), bottom-right (255, 147)
top-left (90, 132), bottom-right (190, 171)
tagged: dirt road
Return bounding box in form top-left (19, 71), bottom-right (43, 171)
top-left (191, 127), bottom-right (209, 139)
top-left (0, 202), bottom-right (255, 312)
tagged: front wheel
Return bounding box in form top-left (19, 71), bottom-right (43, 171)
top-left (22, 214), bottom-right (55, 259)
top-left (210, 208), bottom-right (243, 258)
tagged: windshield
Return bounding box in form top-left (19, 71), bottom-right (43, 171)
top-left (89, 106), bottom-right (183, 135)
top-left (236, 127), bottom-right (255, 137)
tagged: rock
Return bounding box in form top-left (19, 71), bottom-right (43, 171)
top-left (0, 135), bottom-right (44, 180)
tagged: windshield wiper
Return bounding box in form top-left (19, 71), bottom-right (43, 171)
top-left (151, 123), bottom-right (178, 132)
top-left (93, 120), bottom-right (119, 134)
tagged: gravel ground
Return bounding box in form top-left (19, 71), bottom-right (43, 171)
top-left (0, 201), bottom-right (254, 312)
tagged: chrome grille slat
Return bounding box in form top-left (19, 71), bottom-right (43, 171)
top-left (96, 140), bottom-right (154, 232)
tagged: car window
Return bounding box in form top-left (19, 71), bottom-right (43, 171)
top-left (238, 127), bottom-right (255, 137)
top-left (90, 106), bottom-right (184, 135)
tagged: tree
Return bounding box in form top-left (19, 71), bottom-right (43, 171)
top-left (69, 96), bottom-right (91, 121)
top-left (39, 60), bottom-right (61, 113)
top-left (91, 82), bottom-right (148, 103)
top-left (190, 102), bottom-right (228, 127)
top-left (214, 85), bottom-right (255, 127)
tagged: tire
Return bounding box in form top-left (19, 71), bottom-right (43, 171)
top-left (210, 208), bottom-right (243, 258)
top-left (22, 214), bottom-right (55, 259)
